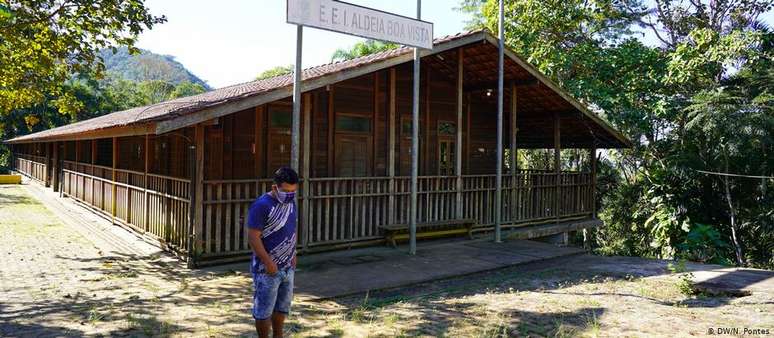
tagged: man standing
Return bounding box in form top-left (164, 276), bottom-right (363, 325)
top-left (246, 167), bottom-right (298, 338)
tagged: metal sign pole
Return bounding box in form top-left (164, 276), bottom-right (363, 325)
top-left (291, 25), bottom-right (303, 172)
top-left (494, 0), bottom-right (504, 243)
top-left (409, 0), bottom-right (421, 255)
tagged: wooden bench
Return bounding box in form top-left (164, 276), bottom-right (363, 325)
top-left (379, 219), bottom-right (477, 248)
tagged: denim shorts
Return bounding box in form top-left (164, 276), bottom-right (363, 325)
top-left (252, 267), bottom-right (294, 320)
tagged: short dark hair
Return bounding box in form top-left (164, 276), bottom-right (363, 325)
top-left (273, 167), bottom-right (299, 185)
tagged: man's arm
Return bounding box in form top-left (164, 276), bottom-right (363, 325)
top-left (248, 228), bottom-right (278, 275)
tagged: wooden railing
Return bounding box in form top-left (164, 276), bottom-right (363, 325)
top-left (61, 161), bottom-right (191, 254)
top-left (199, 179), bottom-right (274, 257)
top-left (198, 171), bottom-right (593, 258)
top-left (14, 154), bottom-right (47, 183)
top-left (54, 160), bottom-right (592, 260)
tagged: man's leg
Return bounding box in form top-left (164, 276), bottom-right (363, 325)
top-left (253, 273), bottom-right (281, 338)
top-left (271, 312), bottom-right (286, 338)
top-left (271, 268), bottom-right (295, 338)
top-left (255, 319), bottom-right (272, 338)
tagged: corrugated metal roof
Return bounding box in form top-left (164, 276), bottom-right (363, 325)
top-left (7, 31), bottom-right (481, 143)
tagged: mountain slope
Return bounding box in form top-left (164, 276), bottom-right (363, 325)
top-left (99, 47), bottom-right (211, 90)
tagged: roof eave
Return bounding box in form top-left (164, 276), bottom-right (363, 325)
top-left (152, 31), bottom-right (490, 135)
top-left (4, 122), bottom-right (157, 144)
top-left (482, 33), bottom-right (633, 149)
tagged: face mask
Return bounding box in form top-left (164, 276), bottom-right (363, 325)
top-left (275, 188), bottom-right (295, 204)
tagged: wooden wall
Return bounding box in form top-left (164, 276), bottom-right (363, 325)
top-left (198, 61), bottom-right (517, 180)
top-left (118, 136), bottom-right (144, 172)
top-left (135, 127), bottom-right (195, 179)
top-left (468, 94), bottom-right (497, 174)
top-left (64, 141), bottom-right (76, 161)
top-left (57, 130), bottom-right (194, 179)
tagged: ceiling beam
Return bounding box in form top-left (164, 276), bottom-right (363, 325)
top-left (464, 78), bottom-right (539, 92)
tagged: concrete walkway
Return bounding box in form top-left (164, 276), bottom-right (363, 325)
top-left (290, 239), bottom-right (584, 299)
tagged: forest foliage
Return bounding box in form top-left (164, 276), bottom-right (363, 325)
top-left (462, 0), bottom-right (773, 268)
top-left (99, 47), bottom-right (211, 90)
top-left (0, 1), bottom-right (206, 171)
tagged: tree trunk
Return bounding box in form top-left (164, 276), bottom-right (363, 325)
top-left (724, 151), bottom-right (745, 266)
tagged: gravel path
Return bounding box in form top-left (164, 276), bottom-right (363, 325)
top-left (1, 183), bottom-right (772, 337)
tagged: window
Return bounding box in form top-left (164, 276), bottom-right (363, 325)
top-left (269, 108), bottom-right (292, 128)
top-left (336, 115), bottom-right (371, 133)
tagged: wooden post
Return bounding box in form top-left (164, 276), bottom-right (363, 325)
top-left (327, 87), bottom-right (335, 175)
top-left (255, 105), bottom-right (265, 178)
top-left (455, 49), bottom-right (464, 219)
top-left (52, 142), bottom-right (59, 192)
top-left (553, 112), bottom-right (561, 223)
top-left (75, 140), bottom-right (81, 198)
top-left (388, 68), bottom-right (397, 224)
top-left (424, 66), bottom-right (431, 175)
top-left (144, 134), bottom-right (150, 231)
top-left (111, 137), bottom-right (118, 222)
top-left (44, 142), bottom-right (50, 187)
top-left (193, 124), bottom-right (205, 263)
top-left (373, 73), bottom-right (379, 175)
top-left (302, 93), bottom-right (312, 252)
top-left (91, 140), bottom-right (97, 164)
top-left (510, 83), bottom-right (518, 223)
top-left (75, 140), bottom-right (80, 163)
top-left (187, 133), bottom-right (197, 268)
top-left (91, 140), bottom-right (97, 204)
top-left (590, 146), bottom-right (597, 219)
top-left (465, 93), bottom-right (471, 173)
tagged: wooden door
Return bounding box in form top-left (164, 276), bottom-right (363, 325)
top-left (438, 138), bottom-right (455, 176)
top-left (267, 104), bottom-right (292, 172)
top-left (335, 135), bottom-right (371, 177)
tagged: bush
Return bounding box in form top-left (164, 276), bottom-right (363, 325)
top-left (677, 224), bottom-right (732, 265)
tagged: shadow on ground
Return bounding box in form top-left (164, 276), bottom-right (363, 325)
top-left (0, 185), bottom-right (37, 204)
top-left (2, 250), bottom-right (246, 337)
top-left (3, 182), bottom-right (770, 337)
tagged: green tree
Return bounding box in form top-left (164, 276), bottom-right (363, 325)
top-left (0, 0), bottom-right (166, 117)
top-left (256, 65), bottom-right (293, 80)
top-left (462, 0), bottom-right (773, 267)
top-left (331, 39), bottom-right (398, 62)
top-left (169, 81), bottom-right (207, 99)
top-left (137, 80), bottom-right (176, 104)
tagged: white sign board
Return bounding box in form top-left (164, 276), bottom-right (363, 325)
top-left (287, 0), bottom-right (434, 49)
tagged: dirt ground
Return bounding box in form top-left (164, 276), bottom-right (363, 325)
top-left (1, 184), bottom-right (772, 337)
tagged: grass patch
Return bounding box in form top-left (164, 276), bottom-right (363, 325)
top-left (86, 306), bottom-right (107, 323)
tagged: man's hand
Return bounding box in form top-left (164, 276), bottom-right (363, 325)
top-left (248, 228), bottom-right (278, 275)
top-left (292, 255), bottom-right (297, 268)
top-left (265, 260), bottom-right (278, 275)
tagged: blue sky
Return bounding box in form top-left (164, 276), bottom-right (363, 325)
top-left (136, 0), bottom-right (470, 88)
top-left (136, 1), bottom-right (773, 89)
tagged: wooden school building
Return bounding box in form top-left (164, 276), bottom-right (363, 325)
top-left (7, 30), bottom-right (631, 266)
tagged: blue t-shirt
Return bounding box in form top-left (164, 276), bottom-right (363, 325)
top-left (246, 192), bottom-right (297, 274)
